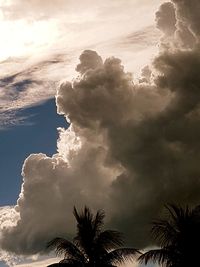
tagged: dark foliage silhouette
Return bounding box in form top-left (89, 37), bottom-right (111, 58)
top-left (47, 206), bottom-right (140, 267)
top-left (139, 203), bottom-right (200, 267)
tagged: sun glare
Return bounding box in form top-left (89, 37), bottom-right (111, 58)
top-left (0, 18), bottom-right (59, 61)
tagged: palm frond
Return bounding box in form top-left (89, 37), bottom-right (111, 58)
top-left (104, 248), bottom-right (140, 265)
top-left (73, 206), bottom-right (94, 240)
top-left (165, 203), bottom-right (192, 224)
top-left (47, 237), bottom-right (85, 262)
top-left (73, 206), bottom-right (98, 257)
top-left (48, 206), bottom-right (141, 267)
top-left (151, 204), bottom-right (196, 247)
top-left (95, 230), bottom-right (124, 250)
top-left (151, 219), bottom-right (177, 246)
top-left (93, 209), bottom-right (105, 235)
top-left (73, 206), bottom-right (93, 226)
top-left (138, 248), bottom-right (172, 265)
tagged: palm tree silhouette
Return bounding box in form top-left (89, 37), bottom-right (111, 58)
top-left (139, 203), bottom-right (200, 267)
top-left (47, 206), bottom-right (140, 267)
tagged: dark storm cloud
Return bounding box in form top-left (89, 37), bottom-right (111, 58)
top-left (1, 0), bottom-right (200, 257)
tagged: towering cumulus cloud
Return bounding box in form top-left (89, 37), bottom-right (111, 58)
top-left (1, 0), bottom-right (200, 259)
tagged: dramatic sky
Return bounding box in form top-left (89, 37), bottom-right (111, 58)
top-left (0, 0), bottom-right (200, 266)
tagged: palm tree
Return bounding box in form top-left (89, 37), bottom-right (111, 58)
top-left (47, 206), bottom-right (140, 267)
top-left (139, 203), bottom-right (200, 267)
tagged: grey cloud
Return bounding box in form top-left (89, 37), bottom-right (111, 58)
top-left (109, 47), bottom-right (200, 246)
top-left (139, 65), bottom-right (152, 83)
top-left (1, 0), bottom-right (200, 258)
top-left (76, 50), bottom-right (103, 75)
top-left (155, 0), bottom-right (199, 49)
top-left (0, 50), bottom-right (169, 254)
top-left (57, 54), bottom-right (166, 130)
top-left (1, 142), bottom-right (115, 254)
top-left (175, 21), bottom-right (196, 48)
top-left (172, 0), bottom-right (200, 38)
top-left (118, 26), bottom-right (159, 50)
top-left (173, 0), bottom-right (200, 48)
top-left (155, 2), bottom-right (176, 36)
top-left (172, 0), bottom-right (200, 48)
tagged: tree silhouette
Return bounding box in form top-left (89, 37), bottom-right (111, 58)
top-left (47, 206), bottom-right (140, 267)
top-left (139, 203), bottom-right (200, 267)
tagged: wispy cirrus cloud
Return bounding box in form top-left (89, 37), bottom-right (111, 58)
top-left (0, 52), bottom-right (74, 129)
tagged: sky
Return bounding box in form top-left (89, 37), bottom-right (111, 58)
top-left (0, 0), bottom-right (200, 266)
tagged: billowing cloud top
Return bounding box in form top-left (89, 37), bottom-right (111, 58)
top-left (1, 0), bottom-right (200, 265)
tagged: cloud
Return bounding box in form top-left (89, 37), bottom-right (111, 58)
top-left (139, 65), bottom-right (152, 83)
top-left (0, 0), bottom-right (73, 20)
top-left (0, 0), bottom-right (200, 265)
top-left (0, 0), bottom-right (162, 21)
top-left (156, 0), bottom-right (199, 49)
top-left (172, 0), bottom-right (200, 38)
top-left (172, 0), bottom-right (200, 48)
top-left (0, 206), bottom-right (20, 266)
top-left (0, 53), bottom-right (74, 129)
top-left (76, 50), bottom-right (103, 75)
top-left (0, 50), bottom-right (169, 256)
top-left (155, 2), bottom-right (176, 36)
top-left (0, 0), bottom-right (161, 129)
top-left (0, 23), bottom-right (160, 130)
top-left (119, 26), bottom-right (159, 48)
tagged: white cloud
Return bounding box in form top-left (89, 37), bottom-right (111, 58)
top-left (0, 206), bottom-right (18, 230)
top-left (0, 206), bottom-right (20, 266)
